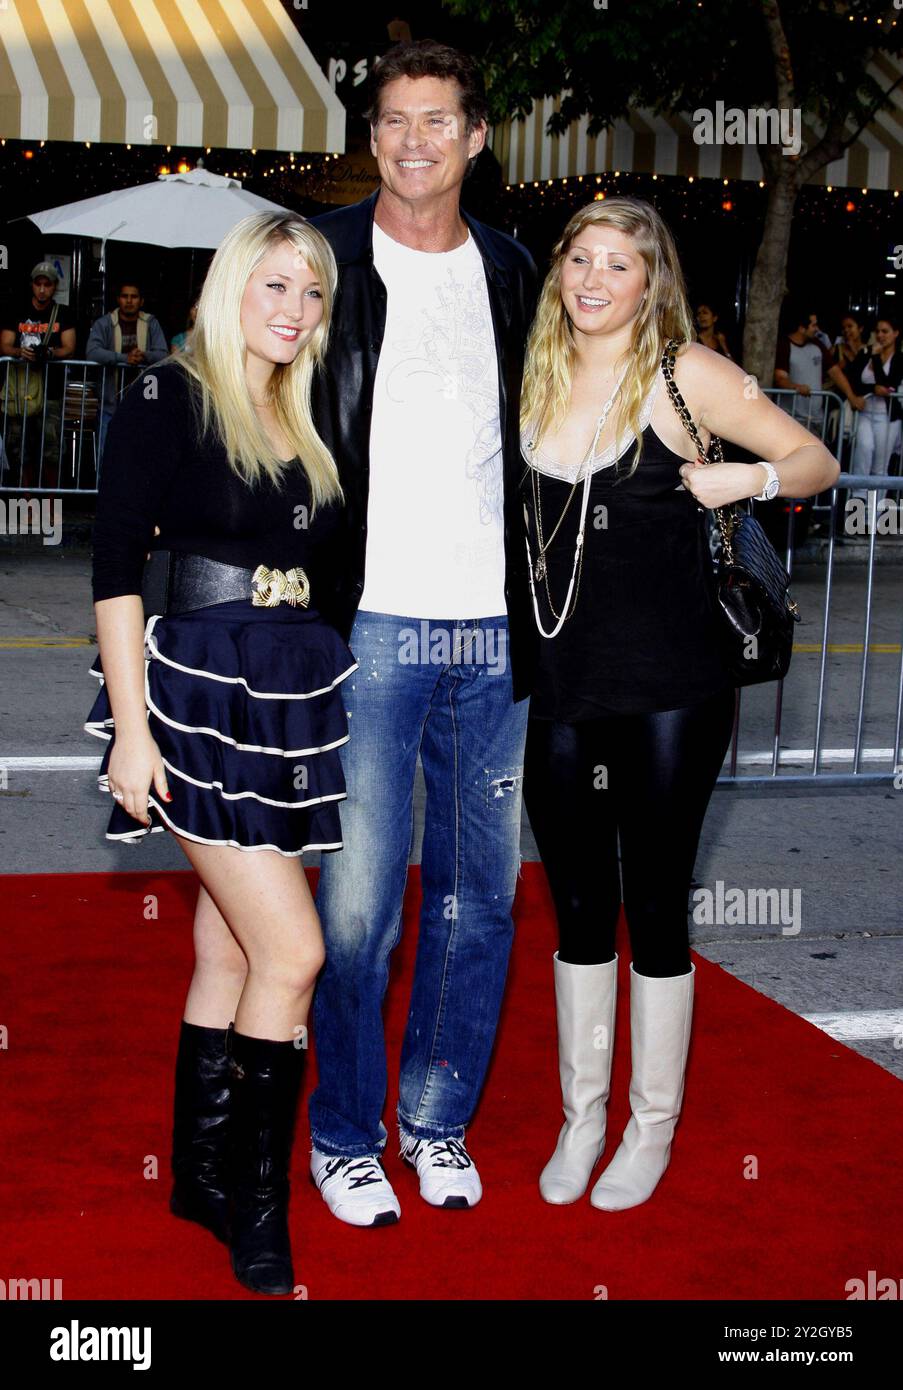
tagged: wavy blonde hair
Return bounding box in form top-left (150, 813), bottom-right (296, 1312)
top-left (173, 210), bottom-right (342, 511)
top-left (521, 197), bottom-right (695, 479)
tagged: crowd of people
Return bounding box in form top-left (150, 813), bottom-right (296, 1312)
top-left (695, 300), bottom-right (902, 501)
top-left (0, 263), bottom-right (196, 486)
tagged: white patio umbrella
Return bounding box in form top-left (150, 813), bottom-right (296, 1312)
top-left (26, 165), bottom-right (292, 251)
top-left (25, 163), bottom-right (294, 314)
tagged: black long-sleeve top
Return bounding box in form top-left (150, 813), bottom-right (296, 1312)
top-left (91, 361), bottom-right (345, 607)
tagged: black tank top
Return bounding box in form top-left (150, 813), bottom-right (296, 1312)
top-left (521, 420), bottom-right (734, 720)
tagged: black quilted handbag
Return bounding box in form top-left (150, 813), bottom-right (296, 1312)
top-left (662, 339), bottom-right (801, 686)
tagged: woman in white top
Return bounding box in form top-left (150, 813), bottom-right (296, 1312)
top-left (845, 315), bottom-right (902, 506)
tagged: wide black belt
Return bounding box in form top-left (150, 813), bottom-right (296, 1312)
top-left (142, 549), bottom-right (311, 618)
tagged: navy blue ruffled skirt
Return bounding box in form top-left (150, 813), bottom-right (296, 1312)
top-left (84, 599), bottom-right (358, 856)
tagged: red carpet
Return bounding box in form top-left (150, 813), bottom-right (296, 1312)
top-left (2, 865), bottom-right (900, 1301)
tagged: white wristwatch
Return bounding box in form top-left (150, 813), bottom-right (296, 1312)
top-left (754, 461), bottom-right (780, 501)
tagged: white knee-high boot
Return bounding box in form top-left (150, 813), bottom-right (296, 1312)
top-left (590, 961), bottom-right (695, 1212)
top-left (540, 952), bottom-right (618, 1205)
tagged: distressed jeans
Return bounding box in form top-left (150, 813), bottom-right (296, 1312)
top-left (308, 610), bottom-right (529, 1156)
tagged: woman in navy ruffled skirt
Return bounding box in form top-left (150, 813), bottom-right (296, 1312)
top-left (84, 211), bottom-right (356, 1295)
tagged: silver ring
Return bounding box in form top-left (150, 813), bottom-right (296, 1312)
top-left (111, 789), bottom-right (124, 803)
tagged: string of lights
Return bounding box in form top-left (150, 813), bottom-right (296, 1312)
top-left (1, 135), bottom-right (899, 233)
top-left (502, 169), bottom-right (901, 229)
top-left (0, 139), bottom-right (350, 219)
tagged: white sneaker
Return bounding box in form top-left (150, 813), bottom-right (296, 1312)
top-left (399, 1130), bottom-right (483, 1209)
top-left (310, 1147), bottom-right (401, 1227)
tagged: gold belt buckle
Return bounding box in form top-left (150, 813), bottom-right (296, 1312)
top-left (251, 564), bottom-right (310, 608)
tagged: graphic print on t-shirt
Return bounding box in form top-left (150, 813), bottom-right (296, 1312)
top-left (381, 260), bottom-right (503, 526)
top-left (9, 300), bottom-right (74, 352)
top-left (17, 311), bottom-right (60, 350)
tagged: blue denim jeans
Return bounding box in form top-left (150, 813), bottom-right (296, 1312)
top-left (308, 611), bottom-right (529, 1156)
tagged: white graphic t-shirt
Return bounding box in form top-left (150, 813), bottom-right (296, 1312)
top-left (360, 220), bottom-right (506, 618)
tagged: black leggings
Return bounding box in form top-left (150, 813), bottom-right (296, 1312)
top-left (523, 687), bottom-right (736, 977)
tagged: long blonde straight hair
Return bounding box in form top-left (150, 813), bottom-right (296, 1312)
top-left (521, 197), bottom-right (695, 478)
top-left (175, 210), bottom-right (342, 511)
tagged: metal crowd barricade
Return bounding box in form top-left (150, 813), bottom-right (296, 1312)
top-left (763, 384), bottom-right (846, 455)
top-left (717, 388), bottom-right (902, 787)
top-left (0, 357), bottom-right (131, 494)
top-left (763, 384), bottom-right (879, 494)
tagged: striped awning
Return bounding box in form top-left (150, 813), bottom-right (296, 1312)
top-left (491, 52), bottom-right (903, 192)
top-left (0, 0), bottom-right (344, 153)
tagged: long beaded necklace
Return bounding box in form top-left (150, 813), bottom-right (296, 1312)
top-left (525, 368), bottom-right (627, 639)
top-left (530, 464), bottom-right (585, 622)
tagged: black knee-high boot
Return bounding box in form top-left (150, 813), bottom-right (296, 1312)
top-left (227, 1024), bottom-right (305, 1296)
top-left (169, 1021), bottom-right (232, 1243)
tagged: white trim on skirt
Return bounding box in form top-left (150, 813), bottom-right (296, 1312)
top-left (143, 615), bottom-right (359, 699)
top-left (83, 665), bottom-right (352, 758)
top-left (96, 775), bottom-right (345, 857)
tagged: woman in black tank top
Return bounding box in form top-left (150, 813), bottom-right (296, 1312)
top-left (525, 413), bottom-right (732, 719)
top-left (519, 197), bottom-right (839, 1215)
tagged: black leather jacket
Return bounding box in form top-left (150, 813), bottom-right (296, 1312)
top-left (309, 188), bottom-right (540, 703)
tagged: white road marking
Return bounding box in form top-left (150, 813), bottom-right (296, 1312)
top-left (735, 748), bottom-right (897, 765)
top-left (0, 748), bottom-right (896, 773)
top-left (802, 1010), bottom-right (903, 1041)
top-left (0, 756), bottom-right (101, 770)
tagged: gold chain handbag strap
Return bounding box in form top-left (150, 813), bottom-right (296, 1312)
top-left (660, 338), bottom-right (737, 565)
